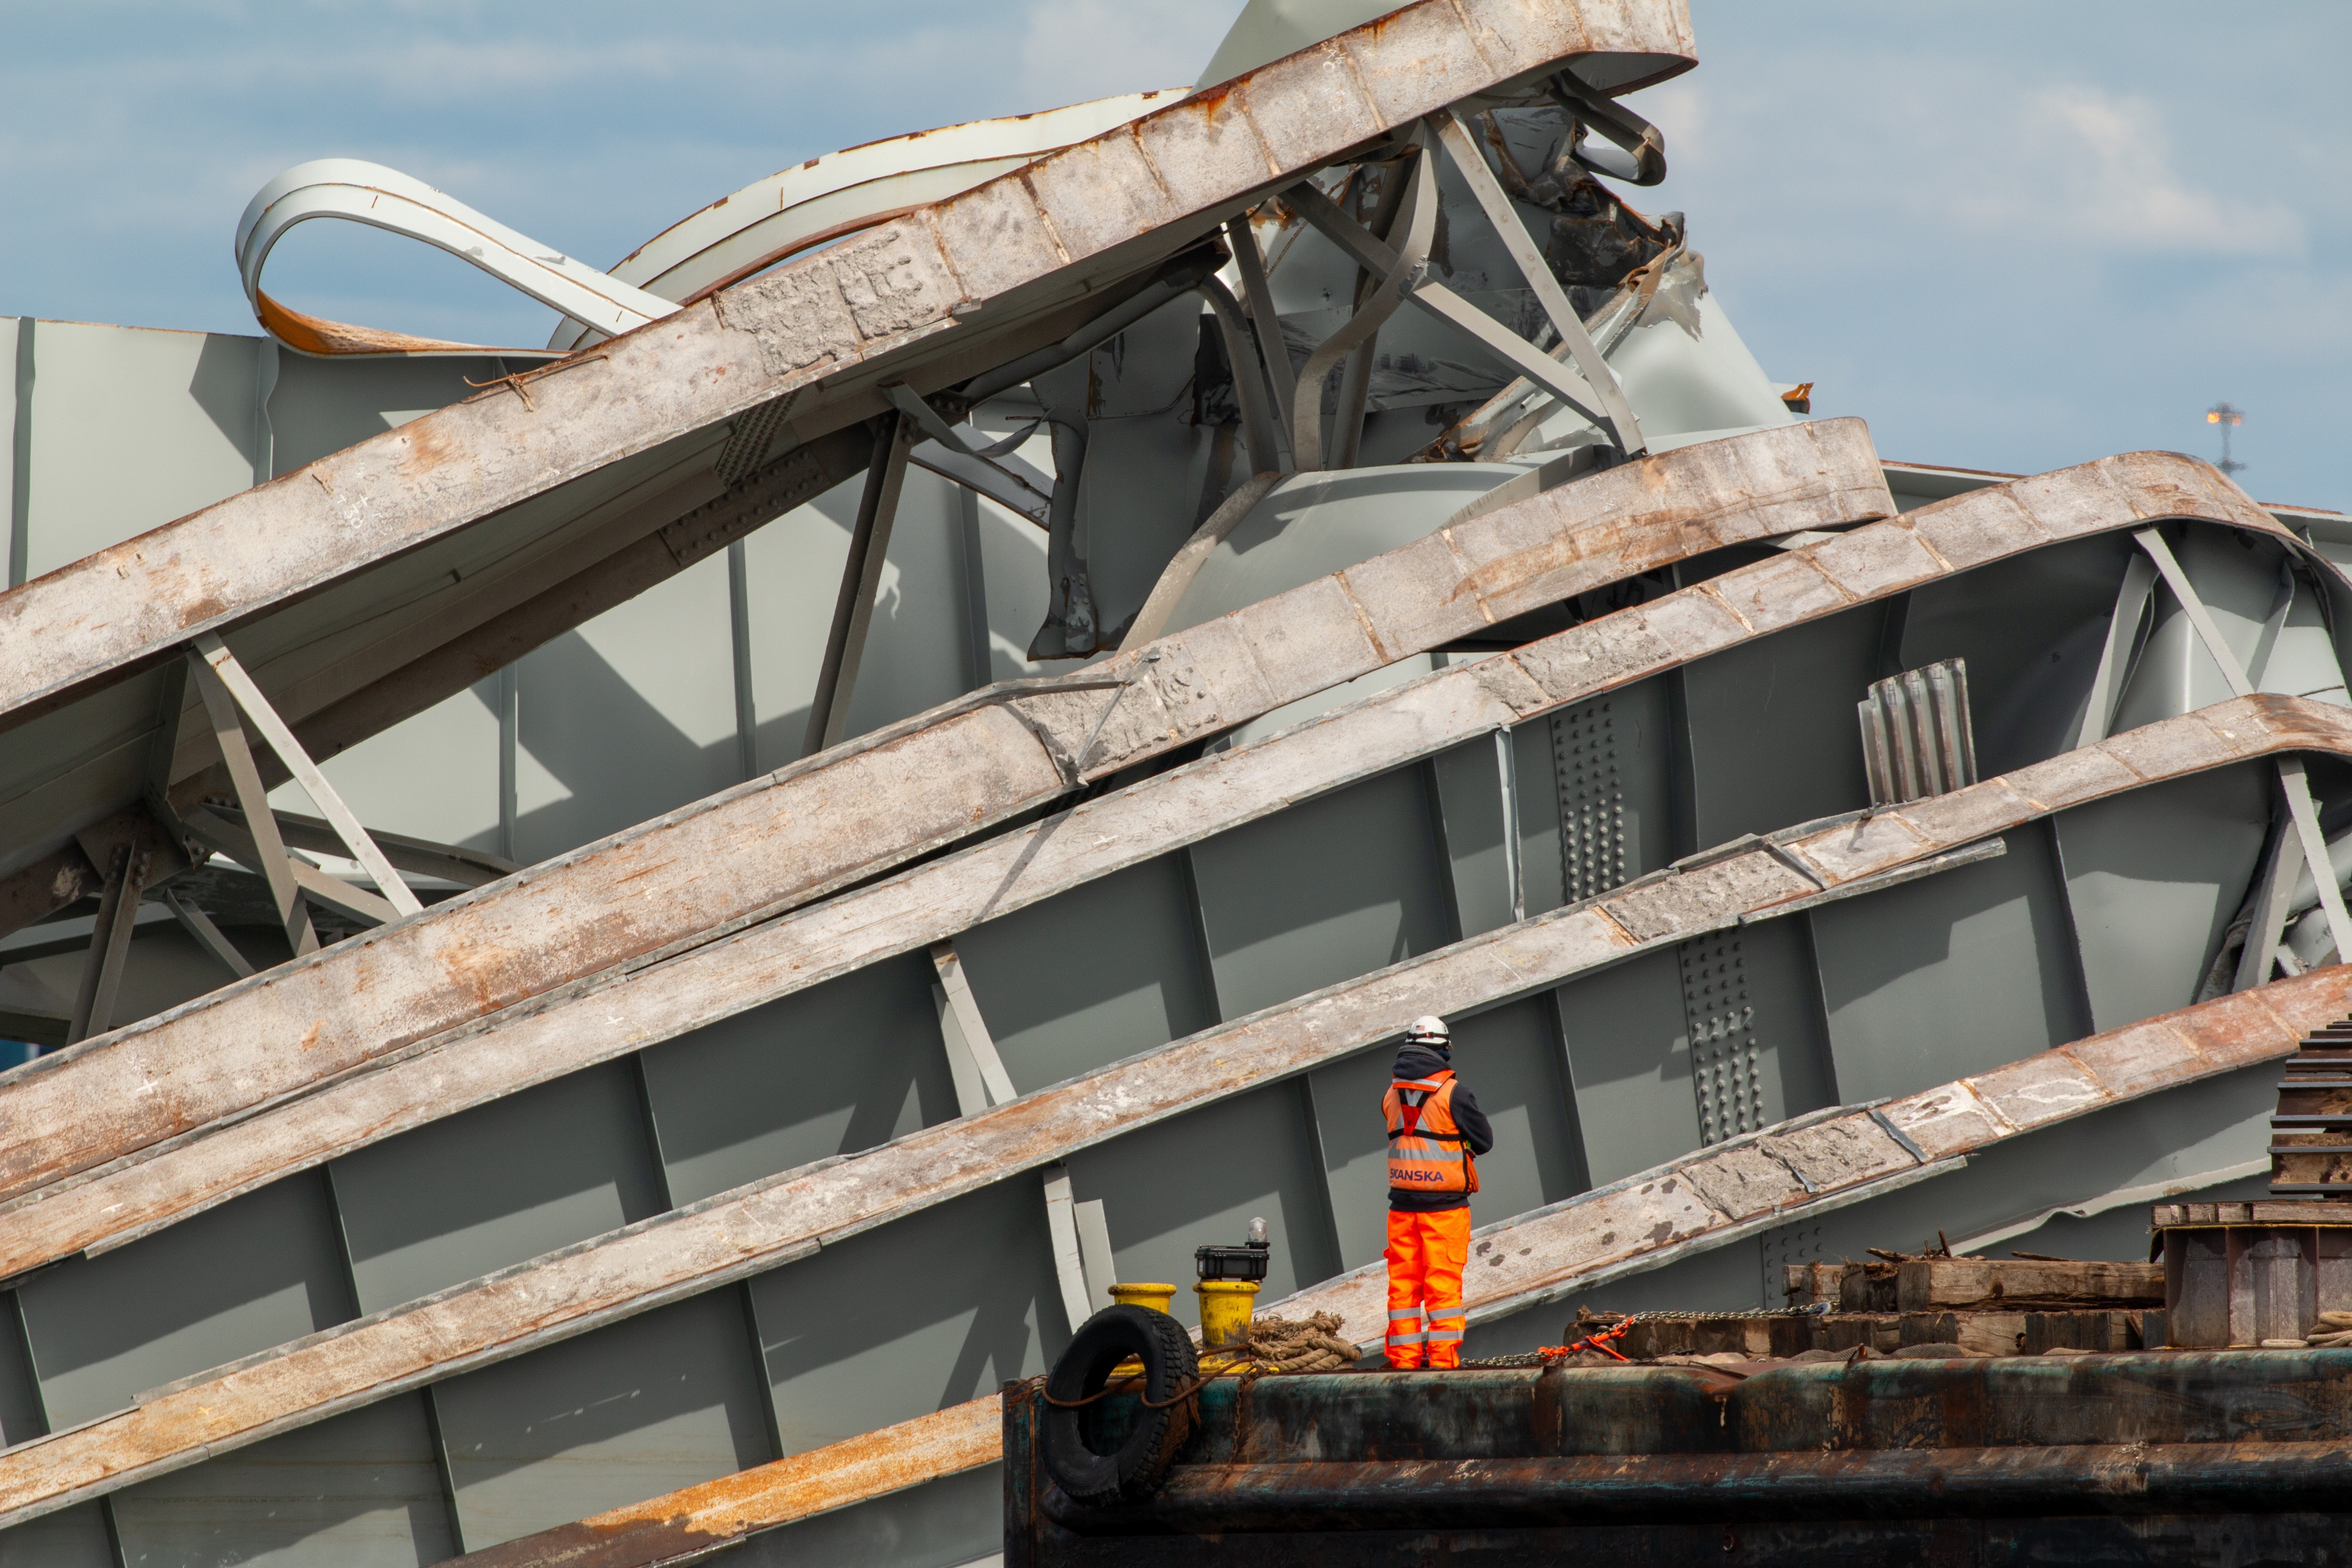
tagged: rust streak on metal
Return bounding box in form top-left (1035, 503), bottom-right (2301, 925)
top-left (254, 291), bottom-right (493, 356)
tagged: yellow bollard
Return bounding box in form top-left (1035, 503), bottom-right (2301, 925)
top-left (1196, 1279), bottom-right (1260, 1350)
top-left (1110, 1283), bottom-right (1177, 1315)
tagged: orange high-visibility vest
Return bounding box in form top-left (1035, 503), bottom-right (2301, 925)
top-left (1384, 1071), bottom-right (1478, 1196)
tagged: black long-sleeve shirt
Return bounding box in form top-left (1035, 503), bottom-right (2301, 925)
top-left (1388, 1043), bottom-right (1494, 1212)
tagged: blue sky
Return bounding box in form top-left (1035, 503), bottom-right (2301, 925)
top-left (3, 1), bottom-right (2344, 507)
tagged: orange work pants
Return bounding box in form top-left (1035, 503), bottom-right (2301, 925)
top-left (1384, 1206), bottom-right (1470, 1368)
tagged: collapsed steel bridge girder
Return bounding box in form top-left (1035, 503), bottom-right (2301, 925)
top-left (0, 688), bottom-right (2346, 1525)
top-left (2, 0), bottom-right (2346, 1559)
top-left (0, 444), bottom-right (2317, 1292)
top-left (0, 0), bottom-right (1699, 903)
top-left (0, 418), bottom-right (1887, 1213)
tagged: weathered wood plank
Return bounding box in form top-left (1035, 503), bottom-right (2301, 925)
top-left (1604, 1308), bottom-right (2146, 1360)
top-left (397, 969), bottom-right (2351, 1568)
top-left (2153, 1200), bottom-right (2352, 1226)
top-left (0, 448), bottom-right (2305, 1288)
top-left (1893, 1258), bottom-right (2163, 1311)
top-left (0, 419), bottom-right (1890, 1213)
top-left (0, 698), bottom-right (2343, 1525)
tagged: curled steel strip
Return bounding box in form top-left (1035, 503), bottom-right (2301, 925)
top-left (234, 159), bottom-right (682, 354)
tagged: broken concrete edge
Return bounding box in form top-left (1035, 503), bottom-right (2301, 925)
top-left (0, 419), bottom-right (1889, 1213)
top-left (0, 0), bottom-right (1698, 726)
top-left (0, 444), bottom-right (2304, 1295)
top-left (0, 693), bottom-right (2339, 1528)
top-left (412, 966), bottom-right (2352, 1568)
top-left (1889, 1257), bottom-right (2165, 1312)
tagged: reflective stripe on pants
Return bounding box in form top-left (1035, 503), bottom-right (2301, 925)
top-left (1384, 1205), bottom-right (1471, 1369)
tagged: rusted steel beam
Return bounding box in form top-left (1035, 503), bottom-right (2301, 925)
top-left (0, 694), bottom-right (2341, 1527)
top-left (0, 419), bottom-right (1886, 1213)
top-left (0, 0), bottom-right (1696, 732)
top-left (1270, 962), bottom-right (2352, 1350)
top-left (441, 1396), bottom-right (1001, 1568)
top-left (304, 936), bottom-right (2352, 1568)
top-left (0, 442), bottom-right (711, 939)
top-left (0, 447), bottom-right (2289, 1288)
top-left (0, 0), bottom-right (1694, 941)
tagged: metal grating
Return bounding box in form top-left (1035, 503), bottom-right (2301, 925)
top-left (1553, 700), bottom-right (1626, 906)
top-left (1859, 658), bottom-right (1978, 806)
top-left (1678, 932), bottom-right (1761, 1145)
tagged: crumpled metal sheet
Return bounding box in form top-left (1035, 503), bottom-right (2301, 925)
top-left (1542, 174), bottom-right (1680, 289)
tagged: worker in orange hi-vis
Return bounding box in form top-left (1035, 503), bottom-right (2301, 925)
top-left (1382, 1015), bottom-right (1494, 1369)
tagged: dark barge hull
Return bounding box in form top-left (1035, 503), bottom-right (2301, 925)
top-left (1012, 1516), bottom-right (2352, 1568)
top-left (1006, 1353), bottom-right (2352, 1566)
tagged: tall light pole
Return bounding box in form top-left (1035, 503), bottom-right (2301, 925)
top-left (2207, 401), bottom-right (2246, 476)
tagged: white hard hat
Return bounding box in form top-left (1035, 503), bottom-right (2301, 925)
top-left (1405, 1015), bottom-right (1451, 1046)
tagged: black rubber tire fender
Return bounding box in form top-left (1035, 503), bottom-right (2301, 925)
top-left (1041, 1304), bottom-right (1199, 1502)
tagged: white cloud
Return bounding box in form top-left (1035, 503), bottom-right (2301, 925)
top-left (4, 0), bottom-right (2344, 504)
top-left (1017, 0), bottom-right (1241, 104)
top-left (1633, 2), bottom-right (2350, 506)
top-left (1642, 81), bottom-right (1707, 166)
top-left (1638, 58), bottom-right (2308, 266)
top-left (0, 0), bottom-right (1252, 337)
top-left (1953, 83), bottom-right (2305, 257)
